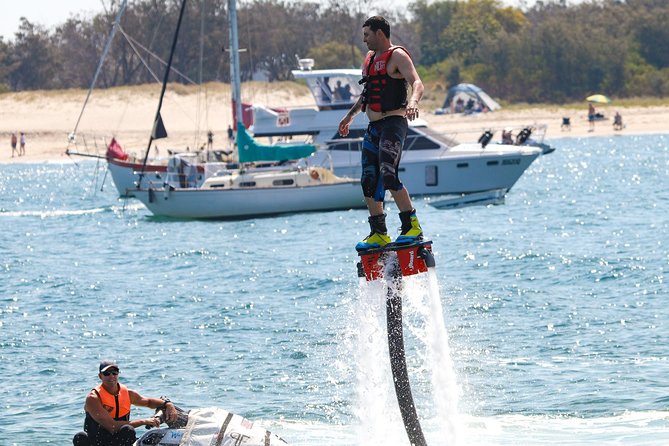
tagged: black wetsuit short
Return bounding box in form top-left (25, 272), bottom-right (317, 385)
top-left (360, 115), bottom-right (407, 201)
top-left (73, 414), bottom-right (136, 446)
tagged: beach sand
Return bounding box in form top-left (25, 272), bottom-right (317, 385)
top-left (1, 82), bottom-right (668, 164)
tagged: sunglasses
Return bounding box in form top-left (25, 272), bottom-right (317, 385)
top-left (102, 370), bottom-right (119, 376)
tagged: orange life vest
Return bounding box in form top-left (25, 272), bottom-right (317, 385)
top-left (94, 383), bottom-right (131, 420)
top-left (361, 46), bottom-right (409, 113)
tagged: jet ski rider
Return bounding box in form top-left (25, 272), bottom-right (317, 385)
top-left (73, 360), bottom-right (178, 446)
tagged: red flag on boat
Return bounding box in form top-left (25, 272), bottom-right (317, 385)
top-left (106, 137), bottom-right (128, 161)
top-left (232, 100), bottom-right (254, 128)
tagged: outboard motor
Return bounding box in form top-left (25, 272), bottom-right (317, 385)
top-left (478, 130), bottom-right (493, 148)
top-left (515, 127), bottom-right (532, 145)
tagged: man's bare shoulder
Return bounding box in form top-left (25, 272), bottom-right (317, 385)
top-left (388, 47), bottom-right (414, 76)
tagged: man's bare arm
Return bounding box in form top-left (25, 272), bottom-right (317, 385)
top-left (393, 50), bottom-right (424, 120)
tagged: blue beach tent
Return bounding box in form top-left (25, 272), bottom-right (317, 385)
top-left (437, 83), bottom-right (501, 114)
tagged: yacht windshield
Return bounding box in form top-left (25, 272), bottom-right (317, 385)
top-left (305, 75), bottom-right (362, 110)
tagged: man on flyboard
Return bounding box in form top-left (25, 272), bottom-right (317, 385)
top-left (338, 15), bottom-right (425, 251)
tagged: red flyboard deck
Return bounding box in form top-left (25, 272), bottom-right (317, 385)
top-left (358, 241), bottom-right (433, 281)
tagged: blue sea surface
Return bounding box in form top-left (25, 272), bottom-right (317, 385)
top-left (1, 134), bottom-right (668, 445)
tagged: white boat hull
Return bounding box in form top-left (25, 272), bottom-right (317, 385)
top-left (318, 144), bottom-right (542, 195)
top-left (133, 181), bottom-right (365, 218)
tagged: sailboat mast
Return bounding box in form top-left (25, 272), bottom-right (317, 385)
top-left (137, 0), bottom-right (189, 186)
top-left (228, 0), bottom-right (243, 135)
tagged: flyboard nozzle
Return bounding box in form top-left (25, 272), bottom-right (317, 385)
top-left (356, 261), bottom-right (365, 278)
top-left (418, 246), bottom-right (436, 268)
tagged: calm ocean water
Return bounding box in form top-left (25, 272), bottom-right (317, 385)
top-left (1, 134), bottom-right (668, 445)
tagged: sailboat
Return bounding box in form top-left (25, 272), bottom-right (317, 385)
top-left (130, 0), bottom-right (363, 219)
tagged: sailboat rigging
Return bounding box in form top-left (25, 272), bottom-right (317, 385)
top-left (136, 0), bottom-right (189, 187)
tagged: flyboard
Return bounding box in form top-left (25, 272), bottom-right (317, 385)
top-left (357, 240), bottom-right (435, 446)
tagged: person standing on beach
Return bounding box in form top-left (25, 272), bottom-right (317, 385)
top-left (73, 360), bottom-right (178, 446)
top-left (588, 103), bottom-right (596, 132)
top-left (19, 132), bottom-right (26, 156)
top-left (10, 132), bottom-right (18, 157)
top-left (338, 15), bottom-right (425, 250)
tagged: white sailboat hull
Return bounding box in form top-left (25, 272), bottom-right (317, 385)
top-left (133, 181), bottom-right (365, 219)
top-left (107, 158), bottom-right (205, 197)
top-left (109, 144), bottom-right (540, 198)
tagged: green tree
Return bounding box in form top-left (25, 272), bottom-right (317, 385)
top-left (409, 0), bottom-right (457, 66)
top-left (0, 37), bottom-right (15, 91)
top-left (8, 18), bottom-right (59, 90)
top-left (307, 42), bottom-right (362, 70)
top-left (633, 10), bottom-right (669, 69)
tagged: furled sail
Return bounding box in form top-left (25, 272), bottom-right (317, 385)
top-left (236, 123), bottom-right (316, 163)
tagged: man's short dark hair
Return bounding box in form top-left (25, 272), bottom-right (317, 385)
top-left (363, 16), bottom-right (390, 39)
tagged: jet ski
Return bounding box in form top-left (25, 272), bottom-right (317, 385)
top-left (134, 404), bottom-right (288, 446)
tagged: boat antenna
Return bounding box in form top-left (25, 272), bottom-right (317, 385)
top-left (137, 0), bottom-right (189, 187)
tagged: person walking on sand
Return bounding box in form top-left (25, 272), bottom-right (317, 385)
top-left (19, 132), bottom-right (26, 156)
top-left (10, 132), bottom-right (18, 157)
top-left (338, 15), bottom-right (425, 251)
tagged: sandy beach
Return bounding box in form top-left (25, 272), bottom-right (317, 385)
top-left (1, 82), bottom-right (668, 164)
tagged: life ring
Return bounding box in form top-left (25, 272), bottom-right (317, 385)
top-left (310, 169), bottom-right (320, 180)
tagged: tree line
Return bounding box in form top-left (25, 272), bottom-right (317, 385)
top-left (0, 0), bottom-right (667, 103)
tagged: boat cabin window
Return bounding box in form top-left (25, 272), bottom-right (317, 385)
top-left (328, 142), bottom-right (357, 151)
top-left (305, 75), bottom-right (362, 110)
top-left (272, 179), bottom-right (295, 186)
top-left (404, 129), bottom-right (441, 151)
top-left (426, 166), bottom-right (438, 186)
top-left (239, 181), bottom-right (257, 187)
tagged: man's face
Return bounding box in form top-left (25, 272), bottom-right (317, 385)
top-left (363, 26), bottom-right (380, 51)
top-left (99, 368), bottom-right (120, 385)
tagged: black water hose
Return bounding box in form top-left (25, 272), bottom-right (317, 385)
top-left (386, 265), bottom-right (428, 446)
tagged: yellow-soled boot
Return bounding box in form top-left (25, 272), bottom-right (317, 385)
top-left (356, 214), bottom-right (391, 251)
top-left (395, 209), bottom-right (423, 244)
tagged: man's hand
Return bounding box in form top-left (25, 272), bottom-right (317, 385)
top-left (144, 417), bottom-right (161, 428)
top-left (165, 402), bottom-right (178, 423)
top-left (405, 101), bottom-right (420, 121)
top-left (338, 115), bottom-right (352, 137)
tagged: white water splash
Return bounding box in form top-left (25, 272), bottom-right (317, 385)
top-left (353, 265), bottom-right (462, 446)
top-left (352, 277), bottom-right (407, 445)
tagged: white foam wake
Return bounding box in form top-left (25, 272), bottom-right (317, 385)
top-left (353, 267), bottom-right (462, 446)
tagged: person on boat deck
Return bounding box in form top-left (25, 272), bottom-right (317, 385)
top-left (73, 360), bottom-right (177, 446)
top-left (501, 127), bottom-right (514, 145)
top-left (338, 15), bottom-right (425, 251)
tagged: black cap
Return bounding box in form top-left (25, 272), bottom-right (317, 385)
top-left (99, 360), bottom-right (119, 373)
